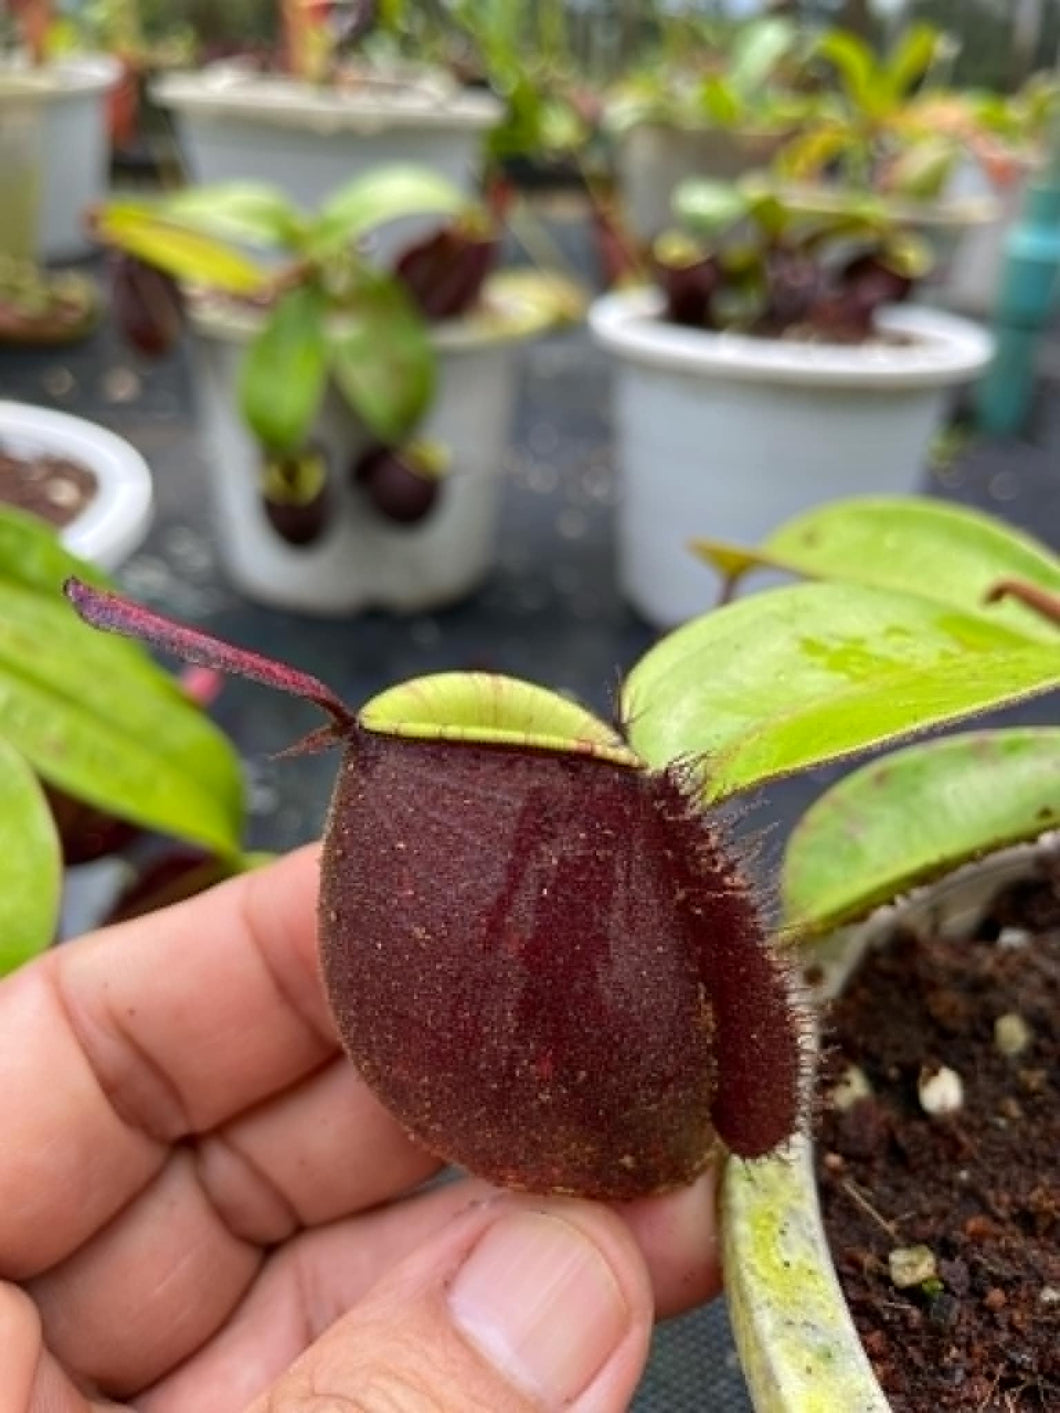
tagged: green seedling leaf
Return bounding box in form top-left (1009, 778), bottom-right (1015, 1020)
top-left (699, 76), bottom-right (742, 127)
top-left (782, 729), bottom-right (1060, 935)
top-left (95, 202), bottom-right (269, 296)
top-left (693, 497), bottom-right (1060, 643)
top-left (239, 284), bottom-right (329, 453)
top-left (328, 271), bottom-right (435, 442)
top-left (887, 135), bottom-right (958, 200)
top-left (773, 124), bottom-right (852, 181)
top-left (883, 23), bottom-right (943, 105)
top-left (312, 166), bottom-right (468, 256)
top-left (0, 739), bottom-right (61, 976)
top-left (159, 183), bottom-right (307, 249)
top-left (815, 30), bottom-right (882, 117)
top-left (728, 16), bottom-right (797, 98)
top-left (673, 179), bottom-right (750, 235)
top-left (622, 581), bottom-right (1060, 801)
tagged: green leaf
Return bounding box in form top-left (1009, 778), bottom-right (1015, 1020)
top-left (673, 179), bottom-right (750, 235)
top-left (883, 23), bottom-right (943, 105)
top-left (312, 166), bottom-right (468, 256)
top-left (816, 30), bottom-right (883, 118)
top-left (327, 271), bottom-right (435, 442)
top-left (782, 729), bottom-right (1060, 935)
top-left (0, 584), bottom-right (245, 855)
top-left (159, 183), bottom-right (306, 250)
top-left (693, 497), bottom-right (1060, 643)
top-left (0, 510), bottom-right (244, 856)
top-left (773, 124), bottom-right (853, 181)
top-left (621, 582), bottom-right (1060, 801)
top-left (0, 740), bottom-right (61, 976)
top-left (239, 284), bottom-right (330, 453)
top-left (95, 202), bottom-right (269, 296)
top-left (698, 76), bottom-right (743, 127)
top-left (0, 503), bottom-right (112, 596)
top-left (728, 17), bottom-right (796, 98)
top-left (886, 134), bottom-right (959, 200)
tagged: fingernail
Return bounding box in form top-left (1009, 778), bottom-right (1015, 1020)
top-left (449, 1211), bottom-right (630, 1408)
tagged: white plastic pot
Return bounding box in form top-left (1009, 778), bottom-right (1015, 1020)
top-left (615, 122), bottom-right (787, 243)
top-left (0, 400), bottom-right (154, 569)
top-left (589, 288), bottom-right (993, 627)
top-left (0, 85), bottom-right (42, 261)
top-left (154, 65), bottom-right (500, 261)
top-left (723, 834), bottom-right (1060, 1412)
top-left (189, 277), bottom-right (556, 615)
top-left (0, 56), bottom-right (120, 262)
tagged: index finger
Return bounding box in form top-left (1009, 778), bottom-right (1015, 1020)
top-left (0, 844), bottom-right (336, 1279)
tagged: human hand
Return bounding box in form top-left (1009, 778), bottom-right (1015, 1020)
top-left (0, 845), bottom-right (721, 1412)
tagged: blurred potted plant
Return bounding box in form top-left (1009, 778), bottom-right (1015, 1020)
top-left (0, 252), bottom-right (100, 347)
top-left (604, 14), bottom-right (815, 243)
top-left (0, 0), bottom-right (120, 261)
top-left (775, 22), bottom-right (999, 259)
top-left (442, 0), bottom-right (603, 187)
top-left (152, 0), bottom-right (500, 224)
top-left (684, 496), bottom-right (1060, 1411)
top-left (923, 73), bottom-right (1060, 315)
top-left (0, 504), bottom-right (249, 977)
top-left (68, 0), bottom-right (197, 166)
top-left (92, 164), bottom-right (581, 614)
top-left (588, 176), bottom-right (992, 627)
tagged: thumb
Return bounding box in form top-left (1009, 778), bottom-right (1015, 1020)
top-left (249, 1194), bottom-right (656, 1413)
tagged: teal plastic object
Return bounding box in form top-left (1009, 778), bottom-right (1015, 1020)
top-left (976, 180), bottom-right (1060, 435)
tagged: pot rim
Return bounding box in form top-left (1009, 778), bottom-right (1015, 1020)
top-left (0, 54), bottom-right (121, 101)
top-left (723, 830), bottom-right (1060, 1413)
top-left (188, 271), bottom-right (573, 352)
top-left (152, 65), bottom-right (500, 134)
top-left (0, 400), bottom-right (153, 570)
top-left (588, 286), bottom-right (994, 390)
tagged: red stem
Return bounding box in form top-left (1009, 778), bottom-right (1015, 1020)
top-left (64, 578), bottom-right (356, 732)
top-left (984, 578), bottom-right (1060, 628)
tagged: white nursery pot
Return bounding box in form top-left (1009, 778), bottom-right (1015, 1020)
top-left (0, 400), bottom-right (153, 569)
top-left (0, 56), bottom-right (120, 262)
top-left (190, 277), bottom-right (554, 615)
top-left (0, 85), bottom-right (41, 261)
top-left (154, 66), bottom-right (500, 261)
top-left (615, 123), bottom-right (787, 244)
top-left (589, 288), bottom-right (993, 628)
top-left (722, 834), bottom-right (1060, 1413)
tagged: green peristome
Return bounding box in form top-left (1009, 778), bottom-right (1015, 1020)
top-left (693, 497), bottom-right (1060, 643)
top-left (622, 581), bottom-right (1060, 801)
top-left (781, 728), bottom-right (1060, 936)
top-left (0, 739), bottom-right (61, 976)
top-left (360, 672), bottom-right (641, 768)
